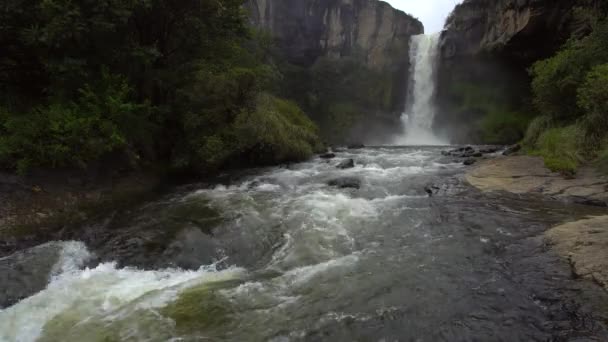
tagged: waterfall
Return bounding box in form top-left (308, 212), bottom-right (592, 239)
top-left (393, 33), bottom-right (447, 146)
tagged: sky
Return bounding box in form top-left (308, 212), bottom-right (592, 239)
top-left (385, 0), bottom-right (462, 33)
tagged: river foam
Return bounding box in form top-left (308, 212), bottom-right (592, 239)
top-left (0, 242), bottom-right (245, 342)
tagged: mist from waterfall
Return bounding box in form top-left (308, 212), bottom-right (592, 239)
top-left (393, 33), bottom-right (448, 146)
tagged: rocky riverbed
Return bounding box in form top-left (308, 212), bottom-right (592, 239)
top-left (2, 147), bottom-right (608, 341)
top-left (465, 154), bottom-right (608, 292)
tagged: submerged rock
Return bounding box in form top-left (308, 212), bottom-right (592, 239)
top-left (347, 144), bottom-right (365, 149)
top-left (480, 147), bottom-right (500, 154)
top-left (320, 153), bottom-right (336, 159)
top-left (327, 177), bottom-right (361, 189)
top-left (0, 241), bottom-right (92, 308)
top-left (336, 159), bottom-right (355, 169)
top-left (463, 158), bottom-right (477, 166)
top-left (570, 197), bottom-right (608, 208)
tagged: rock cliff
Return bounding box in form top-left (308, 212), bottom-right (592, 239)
top-left (435, 0), bottom-right (580, 144)
top-left (441, 0), bottom-right (577, 66)
top-left (245, 0), bottom-right (424, 144)
top-left (246, 0), bottom-right (423, 69)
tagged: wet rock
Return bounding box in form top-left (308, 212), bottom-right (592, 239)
top-left (320, 153), bottom-right (336, 159)
top-left (466, 156), bottom-right (608, 206)
top-left (328, 177), bottom-right (361, 189)
top-left (463, 158), bottom-right (477, 166)
top-left (570, 197), bottom-right (608, 208)
top-left (424, 185), bottom-right (440, 197)
top-left (473, 152), bottom-right (483, 158)
top-left (546, 216), bottom-right (608, 290)
top-left (347, 143), bottom-right (365, 149)
top-left (160, 227), bottom-right (219, 269)
top-left (336, 159), bottom-right (355, 169)
top-left (462, 150), bottom-right (476, 158)
top-left (502, 144), bottom-right (521, 156)
top-left (480, 147), bottom-right (500, 154)
top-left (0, 241), bottom-right (90, 308)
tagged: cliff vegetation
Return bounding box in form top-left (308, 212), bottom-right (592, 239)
top-left (439, 0), bottom-right (608, 174)
top-left (0, 0), bottom-right (323, 176)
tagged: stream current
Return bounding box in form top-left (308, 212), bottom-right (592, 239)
top-left (1, 147), bottom-right (608, 341)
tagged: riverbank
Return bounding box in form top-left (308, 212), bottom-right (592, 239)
top-left (0, 170), bottom-right (162, 256)
top-left (465, 155), bottom-right (608, 206)
top-left (466, 155), bottom-right (608, 290)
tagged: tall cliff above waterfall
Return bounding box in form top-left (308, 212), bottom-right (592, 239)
top-left (440, 0), bottom-right (578, 65)
top-left (246, 0), bottom-right (423, 69)
top-left (435, 0), bottom-right (584, 144)
top-left (245, 0), bottom-right (425, 144)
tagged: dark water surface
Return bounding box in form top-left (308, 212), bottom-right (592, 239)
top-left (1, 147), bottom-right (608, 341)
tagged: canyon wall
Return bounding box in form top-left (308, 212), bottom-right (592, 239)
top-left (246, 0), bottom-right (424, 143)
top-left (436, 0), bottom-right (580, 143)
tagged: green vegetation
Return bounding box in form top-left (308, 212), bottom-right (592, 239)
top-left (528, 126), bottom-right (582, 174)
top-left (524, 7), bottom-right (608, 173)
top-left (443, 81), bottom-right (532, 144)
top-left (0, 0), bottom-right (321, 175)
top-left (279, 57), bottom-right (400, 144)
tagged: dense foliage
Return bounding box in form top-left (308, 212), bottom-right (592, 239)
top-left (278, 57), bottom-right (400, 144)
top-left (0, 0), bottom-right (322, 174)
top-left (525, 8), bottom-right (608, 172)
top-left (451, 81), bottom-right (532, 144)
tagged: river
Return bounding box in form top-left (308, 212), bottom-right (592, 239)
top-left (1, 146), bottom-right (608, 341)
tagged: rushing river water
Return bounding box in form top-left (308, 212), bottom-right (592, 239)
top-left (2, 147), bottom-right (608, 341)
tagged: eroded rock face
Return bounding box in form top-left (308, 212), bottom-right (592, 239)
top-left (246, 0), bottom-right (423, 69)
top-left (435, 0), bottom-right (579, 144)
top-left (441, 0), bottom-right (576, 65)
top-left (546, 216), bottom-right (608, 290)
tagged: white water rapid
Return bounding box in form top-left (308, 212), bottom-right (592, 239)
top-left (393, 33), bottom-right (448, 146)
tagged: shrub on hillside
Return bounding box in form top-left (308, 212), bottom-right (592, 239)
top-left (522, 115), bottom-right (553, 148)
top-left (183, 94), bottom-right (323, 171)
top-left (477, 109), bottom-right (531, 144)
top-left (0, 73), bottom-right (151, 173)
top-left (530, 126), bottom-right (583, 174)
top-left (234, 94), bottom-right (323, 165)
top-left (577, 63), bottom-right (608, 153)
top-left (531, 18), bottom-right (608, 120)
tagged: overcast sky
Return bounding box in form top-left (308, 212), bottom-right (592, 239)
top-left (385, 0), bottom-right (462, 33)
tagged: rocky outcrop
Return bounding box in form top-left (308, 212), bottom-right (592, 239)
top-left (435, 0), bottom-right (580, 144)
top-left (246, 0), bottom-right (423, 69)
top-left (546, 216), bottom-right (608, 290)
top-left (441, 0), bottom-right (577, 66)
top-left (466, 156), bottom-right (608, 206)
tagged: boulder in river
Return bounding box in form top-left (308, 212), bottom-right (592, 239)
top-left (480, 147), bottom-right (500, 154)
top-left (463, 158), bottom-right (477, 166)
top-left (327, 177), bottom-right (361, 189)
top-left (0, 241), bottom-right (92, 308)
top-left (336, 159), bottom-right (355, 169)
top-left (347, 143), bottom-right (365, 149)
top-left (320, 153), bottom-right (336, 159)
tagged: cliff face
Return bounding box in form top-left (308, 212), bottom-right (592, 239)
top-left (245, 0), bottom-right (424, 144)
top-left (441, 0), bottom-right (576, 66)
top-left (246, 0), bottom-right (423, 69)
top-left (435, 0), bottom-right (579, 144)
